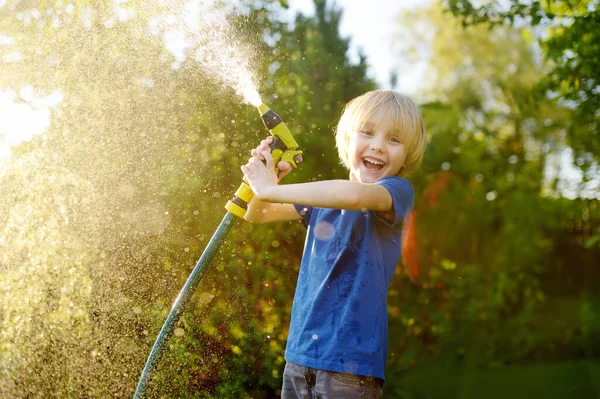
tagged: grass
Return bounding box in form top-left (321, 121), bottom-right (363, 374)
top-left (387, 358), bottom-right (600, 399)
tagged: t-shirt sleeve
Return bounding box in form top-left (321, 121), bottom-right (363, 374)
top-left (293, 204), bottom-right (313, 226)
top-left (374, 176), bottom-right (414, 227)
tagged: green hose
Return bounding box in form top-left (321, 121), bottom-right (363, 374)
top-left (133, 212), bottom-right (237, 398)
top-left (133, 103), bottom-right (302, 398)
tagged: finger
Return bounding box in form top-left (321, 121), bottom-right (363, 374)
top-left (265, 137), bottom-right (274, 150)
top-left (259, 141), bottom-right (270, 152)
top-left (262, 150), bottom-right (274, 170)
top-left (251, 148), bottom-right (264, 160)
top-left (241, 165), bottom-right (252, 177)
top-left (277, 161), bottom-right (292, 172)
top-left (277, 161), bottom-right (292, 180)
top-left (250, 157), bottom-right (265, 168)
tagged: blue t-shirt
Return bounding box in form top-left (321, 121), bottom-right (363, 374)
top-left (286, 176), bottom-right (414, 380)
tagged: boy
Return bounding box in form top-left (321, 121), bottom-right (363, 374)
top-left (241, 90), bottom-right (427, 398)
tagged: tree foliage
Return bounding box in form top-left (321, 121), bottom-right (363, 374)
top-left (445, 0), bottom-right (600, 167)
top-left (384, 2), bottom-right (599, 397)
top-left (0, 0), bottom-right (374, 397)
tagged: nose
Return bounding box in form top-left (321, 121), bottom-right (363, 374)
top-left (370, 136), bottom-right (385, 153)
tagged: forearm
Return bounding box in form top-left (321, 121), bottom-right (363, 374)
top-left (245, 195), bottom-right (300, 224)
top-left (245, 196), bottom-right (271, 223)
top-left (257, 180), bottom-right (389, 211)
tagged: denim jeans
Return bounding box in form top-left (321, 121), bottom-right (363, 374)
top-left (281, 361), bottom-right (383, 399)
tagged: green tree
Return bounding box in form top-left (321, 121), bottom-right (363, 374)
top-left (384, 3), bottom-right (600, 397)
top-left (445, 0), bottom-right (599, 167)
top-left (0, 0), bottom-right (376, 397)
top-left (443, 0), bottom-right (600, 254)
top-left (266, 0), bottom-right (375, 181)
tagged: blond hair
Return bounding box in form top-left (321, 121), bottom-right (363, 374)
top-left (335, 90), bottom-right (427, 177)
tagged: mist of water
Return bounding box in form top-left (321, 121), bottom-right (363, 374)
top-left (151, 0), bottom-right (262, 106)
top-left (0, 0), bottom-right (266, 396)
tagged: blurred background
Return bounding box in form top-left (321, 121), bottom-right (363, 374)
top-left (0, 0), bottom-right (598, 397)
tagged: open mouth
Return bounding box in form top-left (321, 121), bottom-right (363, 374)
top-left (363, 157), bottom-right (385, 171)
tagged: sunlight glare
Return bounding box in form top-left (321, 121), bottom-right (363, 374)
top-left (0, 89), bottom-right (62, 160)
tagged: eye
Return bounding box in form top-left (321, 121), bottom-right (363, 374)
top-left (360, 130), bottom-right (373, 136)
top-left (389, 136), bottom-right (401, 143)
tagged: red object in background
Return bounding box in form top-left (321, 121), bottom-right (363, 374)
top-left (422, 171), bottom-right (453, 207)
top-left (402, 210), bottom-right (419, 279)
top-left (402, 172), bottom-right (455, 280)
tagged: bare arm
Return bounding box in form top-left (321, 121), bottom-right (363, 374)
top-left (255, 179), bottom-right (392, 211)
top-left (244, 198), bottom-right (301, 224)
top-left (242, 151), bottom-right (393, 213)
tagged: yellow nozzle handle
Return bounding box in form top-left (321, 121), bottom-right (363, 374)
top-left (225, 103), bottom-right (303, 219)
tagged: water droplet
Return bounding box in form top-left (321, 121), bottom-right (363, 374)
top-left (314, 221), bottom-right (334, 241)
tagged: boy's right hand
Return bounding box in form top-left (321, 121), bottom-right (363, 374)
top-left (250, 136), bottom-right (292, 182)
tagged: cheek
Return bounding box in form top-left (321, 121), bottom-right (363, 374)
top-left (348, 137), bottom-right (359, 157)
top-left (344, 137), bottom-right (358, 167)
top-left (392, 147), bottom-right (407, 167)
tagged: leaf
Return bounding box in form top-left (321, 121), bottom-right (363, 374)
top-left (584, 234), bottom-right (600, 249)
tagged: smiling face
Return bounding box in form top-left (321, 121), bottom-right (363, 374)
top-left (348, 109), bottom-right (407, 183)
top-left (336, 90), bottom-right (427, 180)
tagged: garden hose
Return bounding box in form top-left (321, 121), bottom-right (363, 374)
top-left (133, 104), bottom-right (302, 398)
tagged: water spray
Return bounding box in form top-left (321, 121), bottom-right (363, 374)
top-left (133, 101), bottom-right (303, 398)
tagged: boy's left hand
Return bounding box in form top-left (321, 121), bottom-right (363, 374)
top-left (241, 150), bottom-right (278, 200)
top-left (250, 136), bottom-right (292, 181)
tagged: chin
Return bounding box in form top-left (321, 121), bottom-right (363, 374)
top-left (359, 167), bottom-right (388, 182)
top-left (357, 173), bottom-right (380, 184)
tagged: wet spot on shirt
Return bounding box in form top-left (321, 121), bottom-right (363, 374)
top-left (335, 273), bottom-right (353, 299)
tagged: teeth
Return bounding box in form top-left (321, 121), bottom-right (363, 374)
top-left (364, 158), bottom-right (384, 165)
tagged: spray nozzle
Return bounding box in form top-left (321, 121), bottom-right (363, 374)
top-left (257, 104), bottom-right (303, 168)
top-left (225, 102), bottom-right (303, 219)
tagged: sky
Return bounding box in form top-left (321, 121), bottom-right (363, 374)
top-left (284, 0), bottom-right (428, 92)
